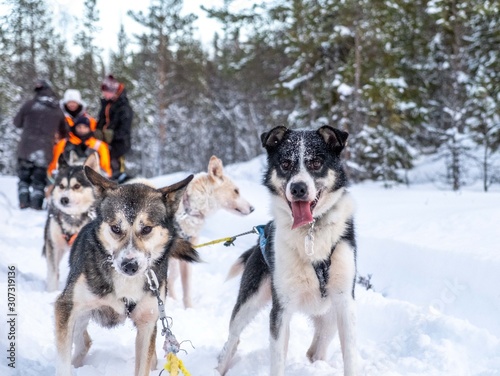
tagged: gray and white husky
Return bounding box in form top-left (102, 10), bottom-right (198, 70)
top-left (217, 126), bottom-right (358, 375)
top-left (43, 152), bottom-right (99, 292)
top-left (54, 167), bottom-right (199, 376)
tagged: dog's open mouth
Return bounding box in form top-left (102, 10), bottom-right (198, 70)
top-left (289, 191), bottom-right (321, 230)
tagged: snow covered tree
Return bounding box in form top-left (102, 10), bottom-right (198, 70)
top-left (0, 20), bottom-right (21, 175)
top-left (72, 0), bottom-right (103, 114)
top-left (128, 0), bottom-right (199, 176)
top-left (0, 0), bottom-right (67, 174)
top-left (202, 0), bottom-right (293, 163)
top-left (109, 24), bottom-right (134, 90)
top-left (419, 0), bottom-right (500, 190)
top-left (260, 0), bottom-right (418, 182)
top-left (421, 0), bottom-right (471, 190)
top-left (3, 0), bottom-right (59, 92)
top-left (463, 0), bottom-right (500, 191)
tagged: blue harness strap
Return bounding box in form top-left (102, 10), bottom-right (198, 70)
top-left (254, 225), bottom-right (270, 266)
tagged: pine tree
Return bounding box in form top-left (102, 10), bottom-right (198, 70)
top-left (0, 17), bottom-right (21, 175)
top-left (422, 0), bottom-right (473, 190)
top-left (128, 0), bottom-right (198, 176)
top-left (464, 0), bottom-right (500, 191)
top-left (73, 0), bottom-right (103, 114)
top-left (203, 0), bottom-right (294, 162)
top-left (0, 0), bottom-right (65, 174)
top-left (4, 0), bottom-right (59, 92)
top-left (261, 0), bottom-right (418, 182)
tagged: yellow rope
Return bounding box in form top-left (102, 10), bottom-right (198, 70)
top-left (164, 352), bottom-right (191, 376)
top-left (192, 237), bottom-right (234, 249)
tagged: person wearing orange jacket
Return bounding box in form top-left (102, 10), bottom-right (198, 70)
top-left (48, 115), bottom-right (112, 180)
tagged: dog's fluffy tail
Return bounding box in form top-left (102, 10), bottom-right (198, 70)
top-left (171, 238), bottom-right (201, 263)
top-left (226, 248), bottom-right (254, 280)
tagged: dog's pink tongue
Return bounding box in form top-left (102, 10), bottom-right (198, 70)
top-left (291, 201), bottom-right (313, 229)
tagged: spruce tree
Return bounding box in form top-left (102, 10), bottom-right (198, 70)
top-left (73, 0), bottom-right (103, 114)
top-left (128, 0), bottom-right (198, 176)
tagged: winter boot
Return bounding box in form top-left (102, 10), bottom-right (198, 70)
top-left (19, 192), bottom-right (30, 209)
top-left (30, 191), bottom-right (45, 210)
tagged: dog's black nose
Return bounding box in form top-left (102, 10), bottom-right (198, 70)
top-left (290, 182), bottom-right (308, 200)
top-left (60, 197), bottom-right (69, 206)
top-left (250, 206), bottom-right (255, 213)
top-left (121, 259), bottom-right (139, 276)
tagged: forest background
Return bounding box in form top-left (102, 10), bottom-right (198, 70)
top-left (0, 0), bottom-right (498, 191)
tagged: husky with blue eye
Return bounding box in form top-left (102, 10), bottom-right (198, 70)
top-left (54, 168), bottom-right (200, 376)
top-left (217, 126), bottom-right (358, 376)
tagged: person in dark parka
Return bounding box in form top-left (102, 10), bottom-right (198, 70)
top-left (13, 79), bottom-right (68, 209)
top-left (96, 75), bottom-right (133, 183)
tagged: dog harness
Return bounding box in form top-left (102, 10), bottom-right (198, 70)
top-left (257, 222), bottom-right (336, 299)
top-left (122, 298), bottom-right (137, 316)
top-left (51, 207), bottom-right (91, 246)
top-left (312, 247), bottom-right (335, 298)
top-left (254, 225), bottom-right (270, 266)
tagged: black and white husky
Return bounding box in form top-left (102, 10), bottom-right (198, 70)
top-left (217, 126), bottom-right (358, 375)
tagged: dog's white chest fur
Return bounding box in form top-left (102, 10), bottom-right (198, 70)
top-left (111, 271), bottom-right (148, 303)
top-left (272, 193), bottom-right (356, 314)
top-left (274, 232), bottom-right (332, 314)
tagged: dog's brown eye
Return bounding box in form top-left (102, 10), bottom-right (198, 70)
top-left (234, 188), bottom-right (239, 195)
top-left (59, 184), bottom-right (65, 189)
top-left (110, 225), bottom-right (121, 235)
top-left (308, 159), bottom-right (323, 171)
top-left (280, 160), bottom-right (291, 171)
top-left (141, 226), bottom-right (152, 235)
top-left (73, 184), bottom-right (81, 190)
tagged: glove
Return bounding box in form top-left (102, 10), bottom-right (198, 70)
top-left (95, 129), bottom-right (114, 144)
top-left (94, 129), bottom-right (103, 141)
top-left (103, 129), bottom-right (114, 144)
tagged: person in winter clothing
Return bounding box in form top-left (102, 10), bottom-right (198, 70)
top-left (13, 79), bottom-right (68, 210)
top-left (96, 75), bottom-right (133, 183)
top-left (60, 89), bottom-right (97, 131)
top-left (48, 115), bottom-right (112, 179)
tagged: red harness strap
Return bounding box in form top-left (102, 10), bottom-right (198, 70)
top-left (62, 233), bottom-right (78, 246)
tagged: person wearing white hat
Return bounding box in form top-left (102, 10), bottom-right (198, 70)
top-left (60, 89), bottom-right (96, 131)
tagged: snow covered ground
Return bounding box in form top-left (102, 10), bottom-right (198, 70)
top-left (0, 155), bottom-right (499, 376)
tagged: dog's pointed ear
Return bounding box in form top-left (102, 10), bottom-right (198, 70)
top-left (261, 126), bottom-right (288, 150)
top-left (84, 166), bottom-right (118, 196)
top-left (68, 150), bottom-right (80, 165)
top-left (159, 174), bottom-right (194, 211)
top-left (169, 238), bottom-right (201, 263)
top-left (208, 156), bottom-right (224, 179)
top-left (84, 152), bottom-right (100, 172)
top-left (58, 152), bottom-right (69, 169)
top-left (318, 126), bottom-right (349, 154)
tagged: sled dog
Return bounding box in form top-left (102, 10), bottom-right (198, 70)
top-left (217, 126), bottom-right (358, 375)
top-left (54, 168), bottom-right (200, 376)
top-left (43, 152), bottom-right (99, 292)
top-left (170, 155), bottom-right (254, 308)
